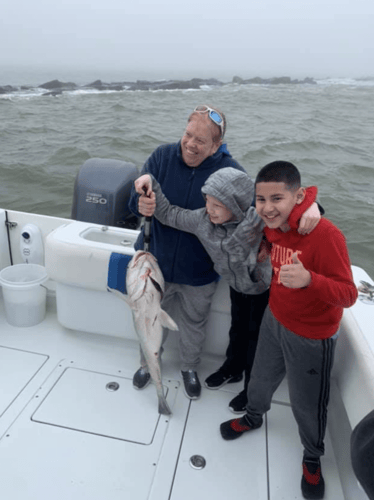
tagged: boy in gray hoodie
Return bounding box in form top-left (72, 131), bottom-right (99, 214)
top-left (135, 167), bottom-right (319, 410)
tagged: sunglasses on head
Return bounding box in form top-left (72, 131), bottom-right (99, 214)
top-left (194, 105), bottom-right (225, 138)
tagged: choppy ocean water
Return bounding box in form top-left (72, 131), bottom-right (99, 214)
top-left (1, 74), bottom-right (373, 278)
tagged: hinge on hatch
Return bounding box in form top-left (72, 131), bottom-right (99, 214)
top-left (5, 221), bottom-right (17, 229)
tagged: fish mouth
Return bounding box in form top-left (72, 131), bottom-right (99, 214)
top-left (133, 251), bottom-right (148, 264)
top-left (135, 250), bottom-right (159, 267)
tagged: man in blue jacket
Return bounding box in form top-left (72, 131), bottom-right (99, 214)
top-left (128, 105), bottom-right (246, 400)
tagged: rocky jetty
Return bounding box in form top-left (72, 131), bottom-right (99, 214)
top-left (0, 76), bottom-right (318, 97)
top-left (33, 77), bottom-right (226, 96)
top-left (85, 79), bottom-right (130, 91)
top-left (83, 77), bottom-right (224, 92)
top-left (38, 79), bottom-right (78, 97)
top-left (0, 85), bottom-right (18, 94)
top-left (39, 79), bottom-right (78, 90)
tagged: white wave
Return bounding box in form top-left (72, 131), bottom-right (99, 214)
top-left (0, 88), bottom-right (46, 100)
top-left (69, 88), bottom-right (125, 95)
top-left (317, 77), bottom-right (374, 87)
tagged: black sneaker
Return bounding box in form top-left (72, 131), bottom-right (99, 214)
top-left (220, 415), bottom-right (261, 440)
top-left (229, 390), bottom-right (247, 414)
top-left (204, 369), bottom-right (243, 389)
top-left (181, 370), bottom-right (201, 400)
top-left (133, 367), bottom-right (151, 390)
top-left (301, 457), bottom-right (325, 499)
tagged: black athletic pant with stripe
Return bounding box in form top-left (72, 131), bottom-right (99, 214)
top-left (245, 305), bottom-right (337, 458)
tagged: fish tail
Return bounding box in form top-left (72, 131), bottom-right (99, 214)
top-left (158, 397), bottom-right (172, 416)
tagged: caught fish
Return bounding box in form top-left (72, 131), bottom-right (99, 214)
top-left (109, 250), bottom-right (178, 415)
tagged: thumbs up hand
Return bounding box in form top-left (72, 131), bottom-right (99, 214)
top-left (279, 252), bottom-right (311, 289)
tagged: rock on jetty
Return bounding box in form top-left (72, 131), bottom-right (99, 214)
top-left (0, 85), bottom-right (18, 94)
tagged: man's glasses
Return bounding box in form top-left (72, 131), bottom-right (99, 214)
top-left (194, 105), bottom-right (225, 138)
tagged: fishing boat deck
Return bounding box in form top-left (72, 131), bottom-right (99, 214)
top-left (0, 290), bottom-right (367, 500)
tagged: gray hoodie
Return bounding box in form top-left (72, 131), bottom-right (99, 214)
top-left (152, 167), bottom-right (271, 295)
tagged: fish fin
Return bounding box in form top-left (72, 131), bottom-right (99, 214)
top-left (159, 309), bottom-right (178, 331)
top-left (107, 287), bottom-right (132, 307)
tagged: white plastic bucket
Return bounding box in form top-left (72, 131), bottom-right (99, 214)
top-left (0, 264), bottom-right (48, 327)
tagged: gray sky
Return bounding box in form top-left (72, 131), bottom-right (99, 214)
top-left (1, 0), bottom-right (373, 82)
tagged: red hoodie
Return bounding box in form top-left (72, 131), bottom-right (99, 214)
top-left (264, 186), bottom-right (358, 339)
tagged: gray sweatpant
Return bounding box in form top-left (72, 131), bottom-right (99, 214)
top-left (245, 306), bottom-right (337, 458)
top-left (140, 280), bottom-right (218, 372)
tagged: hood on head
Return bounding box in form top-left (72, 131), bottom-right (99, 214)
top-left (201, 168), bottom-right (254, 223)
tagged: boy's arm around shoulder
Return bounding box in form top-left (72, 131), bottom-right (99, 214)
top-left (290, 186), bottom-right (322, 234)
top-left (231, 207), bottom-right (267, 274)
top-left (304, 221), bottom-right (358, 308)
top-left (228, 207), bottom-right (264, 257)
top-left (151, 176), bottom-right (203, 234)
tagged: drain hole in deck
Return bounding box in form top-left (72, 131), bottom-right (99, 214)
top-left (106, 381), bottom-right (120, 391)
top-left (189, 455), bottom-right (206, 470)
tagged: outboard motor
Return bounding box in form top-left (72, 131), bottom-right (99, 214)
top-left (71, 158), bottom-right (141, 229)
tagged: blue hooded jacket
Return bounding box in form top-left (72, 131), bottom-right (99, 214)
top-left (128, 141), bottom-right (246, 285)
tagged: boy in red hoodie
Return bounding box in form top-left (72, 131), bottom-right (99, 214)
top-left (220, 161), bottom-right (358, 499)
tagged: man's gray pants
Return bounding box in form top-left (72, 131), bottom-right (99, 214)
top-left (140, 280), bottom-right (218, 372)
top-left (245, 306), bottom-right (337, 458)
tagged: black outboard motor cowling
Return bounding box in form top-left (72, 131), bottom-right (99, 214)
top-left (71, 158), bottom-right (141, 229)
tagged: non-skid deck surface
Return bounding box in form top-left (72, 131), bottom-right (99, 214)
top-left (169, 384), bottom-right (345, 500)
top-left (0, 346), bottom-right (48, 417)
top-left (0, 295), bottom-right (352, 499)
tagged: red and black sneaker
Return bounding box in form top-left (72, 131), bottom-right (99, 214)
top-left (301, 457), bottom-right (325, 499)
top-left (220, 415), bottom-right (261, 440)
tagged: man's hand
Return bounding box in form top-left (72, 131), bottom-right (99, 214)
top-left (135, 174), bottom-right (152, 196)
top-left (298, 201), bottom-right (321, 235)
top-left (279, 253), bottom-right (311, 288)
top-left (138, 192), bottom-right (156, 216)
top-left (134, 175), bottom-right (156, 216)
